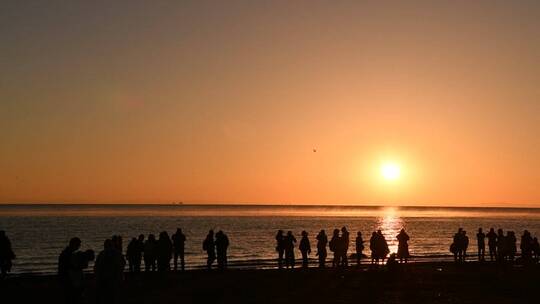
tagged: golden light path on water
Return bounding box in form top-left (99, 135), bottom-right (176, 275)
top-left (376, 207), bottom-right (404, 254)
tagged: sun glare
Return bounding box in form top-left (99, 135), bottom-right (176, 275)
top-left (381, 163), bottom-right (401, 181)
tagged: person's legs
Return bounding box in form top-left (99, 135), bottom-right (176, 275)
top-left (278, 250), bottom-right (284, 269)
top-left (180, 251), bottom-right (185, 271)
top-left (481, 247), bottom-right (485, 261)
top-left (207, 254), bottom-right (212, 270)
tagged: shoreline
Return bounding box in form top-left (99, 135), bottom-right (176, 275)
top-left (3, 254), bottom-right (540, 278)
top-left (7, 254), bottom-right (533, 276)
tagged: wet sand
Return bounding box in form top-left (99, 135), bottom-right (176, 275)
top-left (1, 262), bottom-right (538, 304)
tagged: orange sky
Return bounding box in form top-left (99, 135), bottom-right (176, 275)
top-left (1, 1), bottom-right (540, 206)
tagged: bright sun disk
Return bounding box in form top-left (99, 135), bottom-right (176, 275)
top-left (381, 163), bottom-right (401, 181)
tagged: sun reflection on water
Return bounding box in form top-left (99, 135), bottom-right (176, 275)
top-left (376, 207), bottom-right (404, 254)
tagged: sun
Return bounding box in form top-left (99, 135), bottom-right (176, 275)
top-left (381, 162), bottom-right (401, 181)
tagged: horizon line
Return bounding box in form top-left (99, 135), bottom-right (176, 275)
top-left (1, 202), bottom-right (539, 210)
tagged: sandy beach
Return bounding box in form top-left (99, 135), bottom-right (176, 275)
top-left (1, 262), bottom-right (538, 304)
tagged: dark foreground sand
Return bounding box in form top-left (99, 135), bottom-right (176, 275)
top-left (1, 262), bottom-right (539, 304)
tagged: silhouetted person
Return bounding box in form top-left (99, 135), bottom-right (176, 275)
top-left (299, 231), bottom-right (311, 268)
top-left (451, 228), bottom-right (463, 262)
top-left (340, 227), bottom-right (350, 267)
top-left (215, 230), bottom-right (229, 270)
top-left (126, 235), bottom-right (144, 273)
top-left (370, 231), bottom-right (378, 264)
top-left (396, 229), bottom-right (410, 263)
top-left (156, 231), bottom-right (173, 271)
top-left (507, 231), bottom-right (516, 262)
top-left (0, 231), bottom-right (15, 279)
top-left (203, 230), bottom-right (215, 270)
top-left (329, 229), bottom-right (341, 267)
top-left (486, 228), bottom-right (497, 261)
top-left (95, 239), bottom-right (125, 304)
top-left (136, 234), bottom-right (144, 270)
top-left (144, 234), bottom-right (157, 272)
top-left (275, 230), bottom-right (285, 269)
top-left (496, 229), bottom-right (506, 262)
top-left (355, 231), bottom-right (364, 266)
top-left (316, 230), bottom-right (327, 268)
top-left (58, 237), bottom-right (94, 304)
top-left (284, 231), bottom-right (296, 268)
top-left (376, 230), bottom-right (389, 263)
top-left (126, 238), bottom-right (140, 273)
top-left (520, 230), bottom-right (533, 263)
top-left (172, 228), bottom-right (186, 271)
top-left (532, 237), bottom-right (540, 261)
top-left (462, 230), bottom-right (469, 262)
top-left (476, 228), bottom-right (486, 261)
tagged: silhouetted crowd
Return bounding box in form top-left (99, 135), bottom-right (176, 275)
top-left (275, 227), bottom-right (411, 269)
top-left (203, 229), bottom-right (230, 270)
top-left (0, 226), bottom-right (539, 304)
top-left (52, 228), bottom-right (231, 304)
top-left (451, 227), bottom-right (540, 264)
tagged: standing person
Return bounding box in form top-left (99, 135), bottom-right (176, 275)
top-left (486, 228), bottom-right (497, 261)
top-left (496, 229), bottom-right (506, 262)
top-left (58, 237), bottom-right (93, 304)
top-left (396, 229), bottom-right (410, 263)
top-left (462, 230), bottom-right (469, 262)
top-left (215, 230), bottom-right (229, 270)
top-left (144, 234), bottom-right (157, 272)
top-left (0, 231), bottom-right (15, 279)
top-left (329, 229), bottom-right (341, 267)
top-left (157, 231), bottom-right (173, 271)
top-left (135, 234), bottom-right (144, 272)
top-left (203, 230), bottom-right (215, 270)
top-left (520, 230), bottom-right (533, 262)
top-left (172, 228), bottom-right (186, 271)
top-left (370, 231), bottom-right (379, 264)
top-left (126, 238), bottom-right (140, 273)
top-left (476, 228), bottom-right (486, 261)
top-left (452, 228), bottom-right (463, 263)
top-left (275, 230), bottom-right (285, 269)
top-left (284, 231), bottom-right (297, 269)
top-left (355, 232), bottom-right (364, 266)
top-left (507, 231), bottom-right (517, 262)
top-left (316, 230), bottom-right (327, 268)
top-left (299, 231), bottom-right (311, 268)
top-left (340, 227), bottom-right (350, 267)
top-left (94, 239), bottom-right (125, 304)
top-left (532, 237), bottom-right (540, 261)
top-left (376, 230), bottom-right (389, 264)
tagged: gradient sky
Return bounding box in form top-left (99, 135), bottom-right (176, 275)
top-left (1, 1), bottom-right (540, 206)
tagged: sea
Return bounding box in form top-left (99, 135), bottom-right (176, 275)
top-left (1, 204), bottom-right (539, 274)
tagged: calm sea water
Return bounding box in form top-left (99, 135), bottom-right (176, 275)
top-left (1, 204), bottom-right (540, 274)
